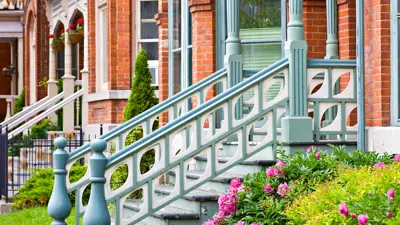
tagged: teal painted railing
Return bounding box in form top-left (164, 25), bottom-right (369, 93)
top-left (48, 58), bottom-right (358, 225)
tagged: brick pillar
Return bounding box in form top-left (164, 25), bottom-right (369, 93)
top-left (155, 0), bottom-right (169, 127)
top-left (189, 0), bottom-right (217, 103)
top-left (88, 0), bottom-right (96, 94)
top-left (303, 0), bottom-right (327, 59)
top-left (364, 0), bottom-right (390, 126)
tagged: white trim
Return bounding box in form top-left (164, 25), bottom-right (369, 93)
top-left (96, 4), bottom-right (109, 92)
top-left (390, 0), bottom-right (400, 125)
top-left (86, 90), bottom-right (131, 102)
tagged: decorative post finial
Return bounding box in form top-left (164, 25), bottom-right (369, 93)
top-left (48, 137), bottom-right (71, 225)
top-left (82, 139), bottom-right (110, 225)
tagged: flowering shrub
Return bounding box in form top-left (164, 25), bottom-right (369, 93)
top-left (285, 162), bottom-right (400, 224)
top-left (204, 146), bottom-right (395, 225)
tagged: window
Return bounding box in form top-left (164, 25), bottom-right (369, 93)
top-left (216, 0), bottom-right (286, 76)
top-left (137, 0), bottom-right (159, 86)
top-left (97, 3), bottom-right (108, 91)
top-left (168, 0), bottom-right (192, 96)
top-left (391, 0), bottom-right (400, 124)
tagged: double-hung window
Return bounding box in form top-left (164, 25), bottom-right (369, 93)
top-left (168, 0), bottom-right (193, 96)
top-left (391, 0), bottom-right (400, 124)
top-left (137, 0), bottom-right (159, 86)
top-left (96, 2), bottom-right (108, 92)
top-left (217, 0), bottom-right (286, 75)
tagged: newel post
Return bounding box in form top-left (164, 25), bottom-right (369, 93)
top-left (281, 0), bottom-right (313, 143)
top-left (225, 0), bottom-right (243, 119)
top-left (48, 137), bottom-right (71, 225)
top-left (82, 139), bottom-right (110, 225)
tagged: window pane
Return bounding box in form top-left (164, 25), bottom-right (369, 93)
top-left (173, 0), bottom-right (181, 49)
top-left (241, 42), bottom-right (282, 71)
top-left (188, 12), bottom-right (192, 45)
top-left (140, 1), bottom-right (158, 20)
top-left (150, 68), bottom-right (157, 85)
top-left (141, 22), bottom-right (158, 39)
top-left (173, 51), bottom-right (181, 94)
top-left (239, 0), bottom-right (281, 31)
top-left (141, 42), bottom-right (158, 60)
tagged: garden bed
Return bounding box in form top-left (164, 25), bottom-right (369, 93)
top-left (204, 145), bottom-right (400, 225)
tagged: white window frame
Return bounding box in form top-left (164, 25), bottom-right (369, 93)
top-left (136, 0), bottom-right (159, 86)
top-left (96, 1), bottom-right (108, 92)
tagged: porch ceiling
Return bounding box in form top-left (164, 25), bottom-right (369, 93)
top-left (0, 21), bottom-right (23, 38)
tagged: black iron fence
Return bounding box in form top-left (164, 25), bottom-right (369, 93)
top-left (0, 125), bottom-right (96, 203)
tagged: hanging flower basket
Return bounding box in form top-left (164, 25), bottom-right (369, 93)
top-left (78, 28), bottom-right (84, 37)
top-left (52, 43), bottom-right (64, 51)
top-left (76, 18), bottom-right (84, 37)
top-left (69, 33), bottom-right (83, 44)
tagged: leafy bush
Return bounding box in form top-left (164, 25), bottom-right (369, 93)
top-left (204, 146), bottom-right (396, 225)
top-left (13, 166), bottom-right (88, 210)
top-left (285, 162), bottom-right (400, 224)
top-left (14, 88), bottom-right (25, 115)
top-left (28, 119), bottom-right (59, 139)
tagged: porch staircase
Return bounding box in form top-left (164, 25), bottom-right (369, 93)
top-left (47, 0), bottom-right (359, 224)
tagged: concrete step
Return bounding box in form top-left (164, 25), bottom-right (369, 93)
top-left (154, 184), bottom-right (221, 214)
top-left (167, 170), bottom-right (243, 193)
top-left (122, 199), bottom-right (200, 225)
top-left (194, 155), bottom-right (275, 175)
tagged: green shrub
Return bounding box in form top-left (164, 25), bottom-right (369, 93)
top-left (13, 166), bottom-right (88, 210)
top-left (28, 119), bottom-right (59, 139)
top-left (285, 163), bottom-right (400, 225)
top-left (14, 88), bottom-right (25, 115)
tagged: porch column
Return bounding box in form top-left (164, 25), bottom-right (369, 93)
top-left (17, 37), bottom-right (23, 95)
top-left (281, 0), bottom-right (313, 143)
top-left (325, 0), bottom-right (339, 59)
top-left (63, 33), bottom-right (75, 133)
top-left (48, 45), bottom-right (58, 124)
top-left (224, 0), bottom-right (243, 119)
top-left (81, 11), bottom-right (89, 132)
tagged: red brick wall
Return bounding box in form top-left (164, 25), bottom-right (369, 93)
top-left (23, 0), bottom-right (49, 105)
top-left (88, 100), bottom-right (126, 124)
top-left (303, 0), bottom-right (327, 59)
top-left (155, 0), bottom-right (169, 126)
top-left (0, 43), bottom-right (12, 121)
top-left (87, 0), bottom-right (132, 124)
top-left (364, 0), bottom-right (391, 126)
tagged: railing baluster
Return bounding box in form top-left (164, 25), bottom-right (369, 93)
top-left (48, 137), bottom-right (71, 225)
top-left (83, 139), bottom-right (110, 225)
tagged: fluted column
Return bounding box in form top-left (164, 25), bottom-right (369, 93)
top-left (325, 0), bottom-right (339, 59)
top-left (63, 34), bottom-right (75, 133)
top-left (224, 0), bottom-right (243, 119)
top-left (281, 0), bottom-right (313, 143)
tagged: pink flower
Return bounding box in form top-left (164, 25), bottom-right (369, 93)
top-left (357, 214), bottom-right (368, 225)
top-left (387, 212), bottom-right (392, 218)
top-left (277, 182), bottom-right (290, 197)
top-left (264, 182), bottom-right (274, 194)
top-left (203, 220), bottom-right (215, 225)
top-left (213, 211), bottom-right (225, 224)
top-left (307, 145), bottom-right (316, 153)
top-left (276, 160), bottom-right (285, 170)
top-left (339, 202), bottom-right (349, 217)
top-left (217, 194), bottom-right (238, 217)
top-left (373, 162), bottom-right (385, 168)
top-left (235, 222), bottom-right (244, 225)
top-left (388, 189), bottom-right (394, 200)
top-left (266, 167), bottom-right (281, 178)
top-left (394, 154), bottom-right (400, 162)
top-left (352, 213), bottom-right (356, 218)
top-left (315, 152), bottom-right (321, 159)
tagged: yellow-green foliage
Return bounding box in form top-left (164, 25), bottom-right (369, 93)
top-left (285, 163), bottom-right (400, 225)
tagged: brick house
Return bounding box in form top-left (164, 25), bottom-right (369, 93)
top-left (0, 0), bottom-right (396, 152)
